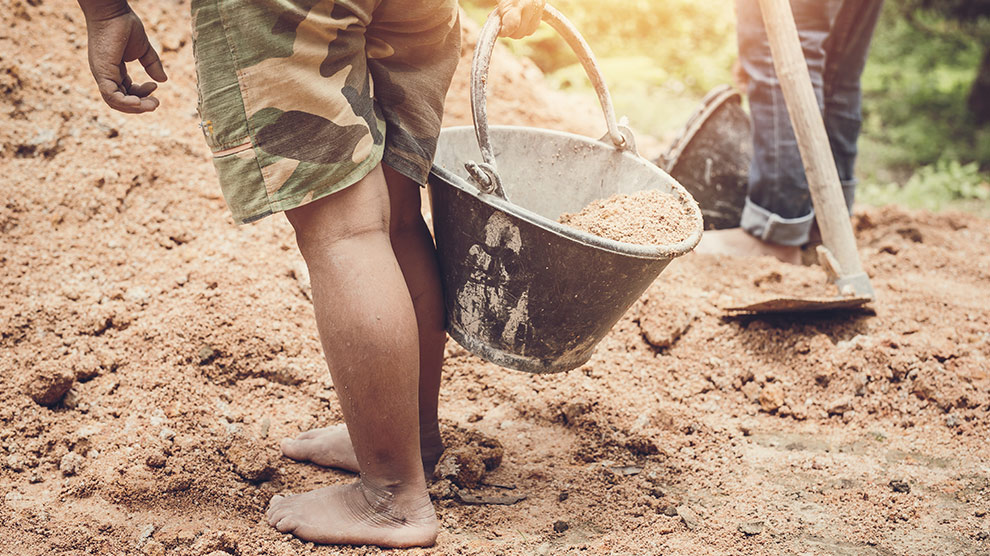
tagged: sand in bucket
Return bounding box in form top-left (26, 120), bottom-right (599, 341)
top-left (559, 190), bottom-right (698, 246)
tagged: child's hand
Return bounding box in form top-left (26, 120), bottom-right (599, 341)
top-left (81, 5), bottom-right (167, 113)
top-left (496, 0), bottom-right (546, 39)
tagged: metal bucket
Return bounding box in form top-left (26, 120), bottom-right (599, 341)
top-left (426, 7), bottom-right (702, 374)
top-left (658, 85), bottom-right (752, 230)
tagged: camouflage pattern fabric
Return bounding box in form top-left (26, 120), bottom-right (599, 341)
top-left (190, 0), bottom-right (460, 223)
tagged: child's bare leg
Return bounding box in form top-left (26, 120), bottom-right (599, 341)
top-left (382, 165), bottom-right (447, 472)
top-left (281, 165), bottom-right (447, 475)
top-left (267, 165), bottom-right (437, 547)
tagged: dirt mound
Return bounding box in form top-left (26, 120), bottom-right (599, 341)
top-left (2, 1), bottom-right (989, 555)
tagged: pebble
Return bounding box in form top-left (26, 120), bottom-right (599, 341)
top-left (945, 414), bottom-right (959, 428)
top-left (59, 452), bottom-right (85, 476)
top-left (6, 454), bottom-right (26, 472)
top-left (738, 521), bottom-right (764, 536)
top-left (741, 381), bottom-right (761, 403)
top-left (23, 365), bottom-right (75, 407)
top-left (827, 397), bottom-right (854, 416)
top-left (889, 479), bottom-right (911, 493)
top-left (676, 505), bottom-right (700, 530)
top-left (553, 520), bottom-right (569, 533)
top-left (141, 540), bottom-right (165, 556)
top-left (138, 524), bottom-right (155, 543)
top-left (558, 491), bottom-right (569, 502)
top-left (759, 383), bottom-right (785, 413)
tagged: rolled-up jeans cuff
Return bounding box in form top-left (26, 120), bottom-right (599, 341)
top-left (740, 197), bottom-right (815, 246)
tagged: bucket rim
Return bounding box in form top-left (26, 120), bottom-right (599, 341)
top-left (431, 125), bottom-right (704, 260)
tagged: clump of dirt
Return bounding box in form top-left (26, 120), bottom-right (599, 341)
top-left (559, 189), bottom-right (697, 245)
top-left (434, 426), bottom-right (504, 489)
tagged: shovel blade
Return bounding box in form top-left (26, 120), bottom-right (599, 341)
top-left (727, 295), bottom-right (873, 314)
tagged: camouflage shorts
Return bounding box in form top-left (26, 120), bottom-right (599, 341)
top-left (190, 0), bottom-right (460, 223)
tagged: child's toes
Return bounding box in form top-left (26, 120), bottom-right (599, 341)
top-left (280, 437), bottom-right (309, 459)
top-left (267, 495), bottom-right (288, 523)
top-left (275, 516), bottom-right (299, 533)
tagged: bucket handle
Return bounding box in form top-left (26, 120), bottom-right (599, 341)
top-left (466, 5), bottom-right (633, 198)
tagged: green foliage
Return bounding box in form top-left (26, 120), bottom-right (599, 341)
top-left (859, 160), bottom-right (990, 213)
top-left (858, 1), bottom-right (990, 190)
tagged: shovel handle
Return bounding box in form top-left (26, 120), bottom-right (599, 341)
top-left (466, 5), bottom-right (629, 197)
top-left (757, 0), bottom-right (873, 297)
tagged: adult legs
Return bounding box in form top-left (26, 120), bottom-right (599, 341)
top-left (698, 0), bottom-right (837, 263)
top-left (280, 166), bottom-right (447, 475)
top-left (266, 164), bottom-right (438, 547)
top-left (822, 0), bottom-right (885, 209)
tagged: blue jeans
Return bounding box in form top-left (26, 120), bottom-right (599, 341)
top-left (736, 0), bottom-right (884, 245)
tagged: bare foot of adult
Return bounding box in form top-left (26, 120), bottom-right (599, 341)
top-left (266, 481), bottom-right (438, 547)
top-left (281, 425), bottom-right (446, 476)
top-left (695, 228), bottom-right (802, 265)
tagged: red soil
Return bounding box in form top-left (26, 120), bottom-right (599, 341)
top-left (2, 2), bottom-right (988, 555)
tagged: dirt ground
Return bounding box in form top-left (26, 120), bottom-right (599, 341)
top-left (2, 1), bottom-right (989, 555)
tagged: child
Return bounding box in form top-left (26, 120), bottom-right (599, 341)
top-left (75, 0), bottom-right (546, 547)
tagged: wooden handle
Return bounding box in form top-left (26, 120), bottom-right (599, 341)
top-left (756, 0), bottom-right (866, 281)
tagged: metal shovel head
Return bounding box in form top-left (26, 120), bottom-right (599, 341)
top-left (727, 295), bottom-right (873, 314)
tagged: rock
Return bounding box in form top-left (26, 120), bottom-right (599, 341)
top-left (553, 520), bottom-right (569, 533)
top-left (561, 402), bottom-right (591, 424)
top-left (62, 387), bottom-right (82, 410)
top-left (826, 396), bottom-right (854, 416)
top-left (662, 505), bottom-right (678, 517)
top-left (676, 505), bottom-right (700, 530)
top-left (558, 490), bottom-right (570, 502)
top-left (759, 383), bottom-right (785, 413)
top-left (428, 479), bottom-right (456, 500)
top-left (6, 453), bottom-right (26, 472)
top-left (741, 381), bottom-right (761, 403)
top-left (141, 540), bottom-right (165, 556)
top-left (945, 414), bottom-right (959, 428)
top-left (225, 434), bottom-right (276, 482)
top-left (738, 521), bottom-right (764, 536)
top-left (23, 363), bottom-right (75, 407)
top-left (145, 452), bottom-right (167, 469)
top-left (59, 452), bottom-right (85, 476)
top-left (138, 524), bottom-right (155, 543)
top-left (197, 345), bottom-right (218, 365)
top-left (889, 479), bottom-right (910, 493)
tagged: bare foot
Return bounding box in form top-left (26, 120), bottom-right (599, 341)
top-left (266, 481), bottom-right (438, 547)
top-left (281, 424), bottom-right (445, 476)
top-left (695, 228), bottom-right (802, 265)
top-left (281, 425), bottom-right (361, 472)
